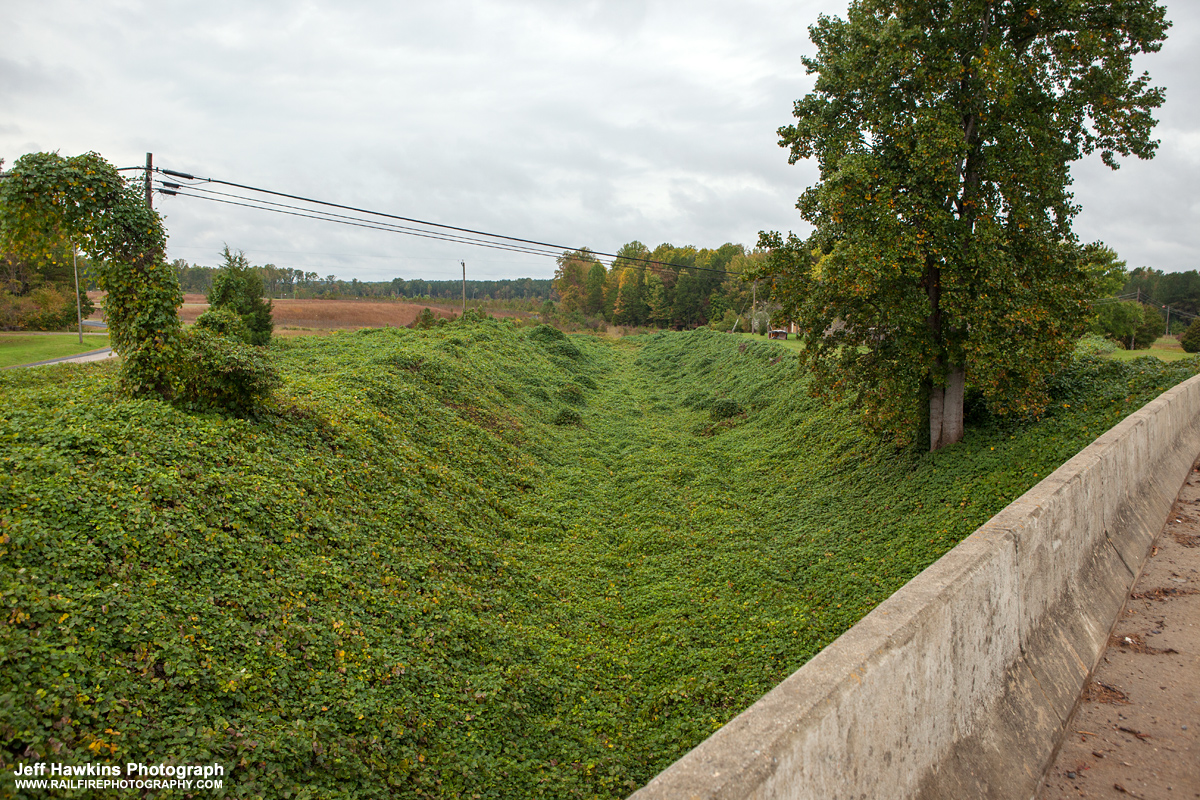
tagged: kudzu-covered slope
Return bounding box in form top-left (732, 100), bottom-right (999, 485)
top-left (1, 319), bottom-right (1196, 798)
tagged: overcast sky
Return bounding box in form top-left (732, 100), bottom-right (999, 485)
top-left (3, 1), bottom-right (1196, 282)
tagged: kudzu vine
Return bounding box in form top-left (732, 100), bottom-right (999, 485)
top-left (0, 151), bottom-right (182, 396)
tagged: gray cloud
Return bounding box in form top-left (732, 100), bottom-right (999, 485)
top-left (2, 0), bottom-right (1194, 280)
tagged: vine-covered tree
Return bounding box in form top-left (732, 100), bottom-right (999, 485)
top-left (0, 151), bottom-right (181, 395)
top-left (762, 0), bottom-right (1169, 449)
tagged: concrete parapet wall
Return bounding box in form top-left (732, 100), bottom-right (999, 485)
top-left (632, 373), bottom-right (1200, 800)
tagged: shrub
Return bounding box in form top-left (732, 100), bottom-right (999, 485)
top-left (708, 309), bottom-right (740, 332)
top-left (528, 324), bottom-right (582, 360)
top-left (208, 246), bottom-right (273, 346)
top-left (1182, 319), bottom-right (1200, 353)
top-left (0, 285), bottom-right (68, 330)
top-left (195, 306), bottom-right (250, 342)
top-left (174, 327), bottom-right (279, 414)
top-left (457, 308), bottom-right (491, 323)
top-left (20, 285), bottom-right (96, 330)
top-left (1075, 333), bottom-right (1117, 357)
top-left (528, 323), bottom-right (568, 343)
top-left (410, 307), bottom-right (437, 330)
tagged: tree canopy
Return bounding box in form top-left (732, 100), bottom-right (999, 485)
top-left (762, 0), bottom-right (1169, 449)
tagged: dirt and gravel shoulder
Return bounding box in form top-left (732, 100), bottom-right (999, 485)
top-left (1036, 465), bottom-right (1200, 799)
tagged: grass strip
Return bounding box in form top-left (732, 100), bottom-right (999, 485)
top-left (0, 334), bottom-right (111, 369)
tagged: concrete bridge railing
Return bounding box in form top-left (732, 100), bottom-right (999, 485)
top-left (632, 372), bottom-right (1200, 800)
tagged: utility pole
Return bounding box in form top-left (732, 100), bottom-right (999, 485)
top-left (1164, 306), bottom-right (1171, 337)
top-left (461, 261), bottom-right (466, 316)
top-left (145, 153), bottom-right (153, 208)
top-left (752, 280), bottom-right (758, 333)
top-left (1123, 289), bottom-right (1132, 347)
top-left (72, 244), bottom-right (83, 345)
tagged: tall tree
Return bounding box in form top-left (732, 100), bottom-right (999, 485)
top-left (552, 248), bottom-right (596, 313)
top-left (645, 273), bottom-right (670, 327)
top-left (584, 261), bottom-right (608, 316)
top-left (613, 241), bottom-right (651, 270)
top-left (613, 268), bottom-right (647, 325)
top-left (1082, 244), bottom-right (1128, 299)
top-left (765, 0), bottom-right (1168, 449)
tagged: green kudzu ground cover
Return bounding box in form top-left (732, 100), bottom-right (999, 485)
top-left (2, 319), bottom-right (1197, 798)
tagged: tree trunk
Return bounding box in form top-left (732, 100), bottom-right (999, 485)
top-left (929, 364), bottom-right (966, 451)
top-left (928, 375), bottom-right (944, 451)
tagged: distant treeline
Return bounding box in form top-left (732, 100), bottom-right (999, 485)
top-left (1084, 247), bottom-right (1200, 350)
top-left (547, 241), bottom-right (763, 330)
top-left (173, 260), bottom-right (554, 302)
top-left (172, 240), bottom-right (774, 331)
top-left (1122, 267), bottom-right (1200, 316)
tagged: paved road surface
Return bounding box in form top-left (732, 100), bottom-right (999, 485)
top-left (5, 348), bottom-right (116, 369)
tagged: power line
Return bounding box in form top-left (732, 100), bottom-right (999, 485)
top-left (136, 163), bottom-right (1194, 308)
top-left (152, 165), bottom-right (735, 277)
top-left (166, 188), bottom-right (568, 260)
top-left (1092, 291), bottom-right (1200, 323)
top-left (176, 183), bottom-right (570, 258)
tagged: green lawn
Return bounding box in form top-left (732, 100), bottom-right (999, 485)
top-left (1106, 336), bottom-right (1196, 362)
top-left (1107, 348), bottom-right (1195, 362)
top-left (0, 334), bottom-right (110, 369)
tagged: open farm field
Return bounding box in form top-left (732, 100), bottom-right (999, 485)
top-left (2, 322), bottom-right (1198, 798)
top-left (177, 296), bottom-right (513, 332)
top-left (0, 333), bottom-right (111, 369)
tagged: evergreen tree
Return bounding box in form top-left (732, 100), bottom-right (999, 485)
top-left (1131, 305), bottom-right (1164, 350)
top-left (208, 245), bottom-right (273, 346)
top-left (671, 271), bottom-right (704, 328)
top-left (1181, 318), bottom-right (1200, 354)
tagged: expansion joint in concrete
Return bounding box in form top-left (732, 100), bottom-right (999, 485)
top-left (1103, 530), bottom-right (1136, 581)
top-left (1021, 656), bottom-right (1066, 727)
